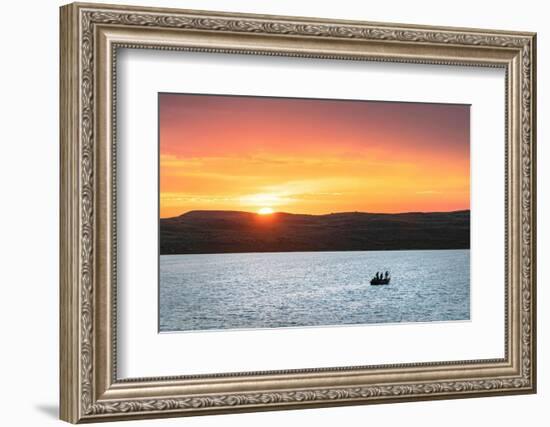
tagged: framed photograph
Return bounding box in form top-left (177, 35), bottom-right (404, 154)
top-left (60, 2), bottom-right (537, 423)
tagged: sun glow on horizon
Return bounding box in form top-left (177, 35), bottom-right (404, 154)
top-left (258, 207), bottom-right (274, 215)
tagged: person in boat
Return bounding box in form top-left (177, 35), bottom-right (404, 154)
top-left (375, 272), bottom-right (379, 280)
top-left (385, 271), bottom-right (389, 279)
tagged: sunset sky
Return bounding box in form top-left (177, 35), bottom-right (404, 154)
top-left (159, 93), bottom-right (470, 218)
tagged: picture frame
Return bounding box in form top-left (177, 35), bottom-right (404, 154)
top-left (59, 2), bottom-right (536, 423)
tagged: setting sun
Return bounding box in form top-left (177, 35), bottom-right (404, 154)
top-left (258, 207), bottom-right (274, 215)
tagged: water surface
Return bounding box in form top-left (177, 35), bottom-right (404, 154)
top-left (160, 249), bottom-right (470, 332)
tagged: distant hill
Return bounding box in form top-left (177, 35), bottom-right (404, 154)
top-left (160, 210), bottom-right (470, 255)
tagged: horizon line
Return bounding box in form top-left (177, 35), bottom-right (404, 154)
top-left (160, 208), bottom-right (470, 220)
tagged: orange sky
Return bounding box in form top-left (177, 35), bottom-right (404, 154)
top-left (159, 93), bottom-right (470, 218)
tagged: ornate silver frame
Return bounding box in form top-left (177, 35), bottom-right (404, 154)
top-left (60, 2), bottom-right (536, 423)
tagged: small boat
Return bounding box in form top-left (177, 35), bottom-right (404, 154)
top-left (370, 278), bottom-right (390, 286)
top-left (370, 273), bottom-right (390, 286)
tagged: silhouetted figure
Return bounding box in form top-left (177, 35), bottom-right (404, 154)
top-left (385, 271), bottom-right (389, 279)
top-left (375, 272), bottom-right (379, 280)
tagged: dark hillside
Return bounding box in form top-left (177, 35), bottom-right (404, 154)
top-left (160, 210), bottom-right (470, 255)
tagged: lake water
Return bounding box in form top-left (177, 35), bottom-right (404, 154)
top-left (159, 249), bottom-right (470, 332)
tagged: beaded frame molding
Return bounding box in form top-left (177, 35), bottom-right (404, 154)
top-left (60, 2), bottom-right (536, 423)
